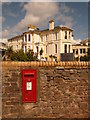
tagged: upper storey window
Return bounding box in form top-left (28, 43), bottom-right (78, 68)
top-left (25, 34), bottom-right (27, 42)
top-left (41, 36), bottom-right (43, 42)
top-left (65, 31), bottom-right (67, 39)
top-left (55, 32), bottom-right (57, 40)
top-left (46, 34), bottom-right (48, 41)
top-left (28, 34), bottom-right (31, 41)
top-left (69, 32), bottom-right (70, 39)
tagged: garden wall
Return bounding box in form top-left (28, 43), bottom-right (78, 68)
top-left (2, 62), bottom-right (90, 118)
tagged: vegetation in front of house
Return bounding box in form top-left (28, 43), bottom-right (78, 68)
top-left (6, 46), bottom-right (38, 61)
top-left (80, 55), bottom-right (90, 61)
top-left (5, 46), bottom-right (90, 61)
top-left (49, 55), bottom-right (57, 61)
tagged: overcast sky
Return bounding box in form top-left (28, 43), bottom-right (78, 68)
top-left (1, 1), bottom-right (88, 43)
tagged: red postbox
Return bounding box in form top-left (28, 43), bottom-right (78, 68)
top-left (22, 69), bottom-right (37, 103)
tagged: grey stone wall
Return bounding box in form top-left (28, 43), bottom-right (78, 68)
top-left (2, 63), bottom-right (89, 118)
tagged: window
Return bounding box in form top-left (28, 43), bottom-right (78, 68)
top-left (16, 45), bottom-right (18, 50)
top-left (55, 32), bottom-right (57, 40)
top-left (46, 46), bottom-right (47, 54)
top-left (28, 46), bottom-right (30, 50)
top-left (65, 31), bottom-right (67, 39)
top-left (25, 46), bottom-right (27, 52)
top-left (36, 46), bottom-right (39, 53)
top-left (28, 34), bottom-right (30, 41)
top-left (69, 45), bottom-right (70, 53)
top-left (22, 38), bottom-right (24, 42)
top-left (25, 34), bottom-right (27, 42)
top-left (41, 36), bottom-right (43, 42)
top-left (73, 49), bottom-right (75, 53)
top-left (76, 49), bottom-right (78, 54)
top-left (55, 44), bottom-right (57, 53)
top-left (64, 44), bottom-right (67, 53)
top-left (80, 49), bottom-right (82, 54)
top-left (46, 34), bottom-right (47, 41)
top-left (83, 49), bottom-right (85, 53)
top-left (69, 32), bottom-right (70, 39)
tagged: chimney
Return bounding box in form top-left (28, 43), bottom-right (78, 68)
top-left (49, 20), bottom-right (54, 30)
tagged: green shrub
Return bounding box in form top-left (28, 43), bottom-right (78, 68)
top-left (6, 48), bottom-right (37, 61)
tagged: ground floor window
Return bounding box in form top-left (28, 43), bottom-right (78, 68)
top-left (80, 49), bottom-right (82, 54)
top-left (55, 44), bottom-right (57, 53)
top-left (64, 44), bottom-right (67, 53)
top-left (36, 46), bottom-right (39, 53)
top-left (46, 46), bottom-right (47, 54)
top-left (83, 49), bottom-right (85, 53)
top-left (76, 49), bottom-right (78, 54)
top-left (73, 49), bottom-right (75, 53)
top-left (69, 45), bottom-right (70, 53)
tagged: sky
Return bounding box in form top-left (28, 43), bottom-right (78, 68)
top-left (0, 0), bottom-right (89, 43)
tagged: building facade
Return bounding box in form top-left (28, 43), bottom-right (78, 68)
top-left (72, 39), bottom-right (89, 61)
top-left (8, 20), bottom-right (74, 61)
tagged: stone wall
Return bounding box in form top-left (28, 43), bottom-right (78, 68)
top-left (2, 62), bottom-right (89, 118)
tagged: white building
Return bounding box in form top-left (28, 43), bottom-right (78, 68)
top-left (72, 39), bottom-right (90, 61)
top-left (8, 20), bottom-right (74, 61)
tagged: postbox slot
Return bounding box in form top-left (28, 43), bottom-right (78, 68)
top-left (24, 73), bottom-right (34, 77)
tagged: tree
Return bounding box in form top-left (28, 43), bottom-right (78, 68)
top-left (53, 55), bottom-right (57, 61)
top-left (80, 55), bottom-right (90, 61)
top-left (49, 55), bottom-right (53, 61)
top-left (6, 46), bottom-right (13, 60)
top-left (5, 48), bottom-right (38, 61)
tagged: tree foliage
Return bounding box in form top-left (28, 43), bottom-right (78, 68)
top-left (6, 47), bottom-right (37, 61)
top-left (80, 55), bottom-right (90, 61)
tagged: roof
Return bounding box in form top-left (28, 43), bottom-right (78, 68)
top-left (80, 39), bottom-right (89, 44)
top-left (40, 26), bottom-right (73, 32)
top-left (8, 34), bottom-right (23, 41)
top-left (8, 21), bottom-right (73, 40)
top-left (72, 44), bottom-right (87, 46)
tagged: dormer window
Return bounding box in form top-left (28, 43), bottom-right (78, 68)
top-left (65, 31), bottom-right (67, 39)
